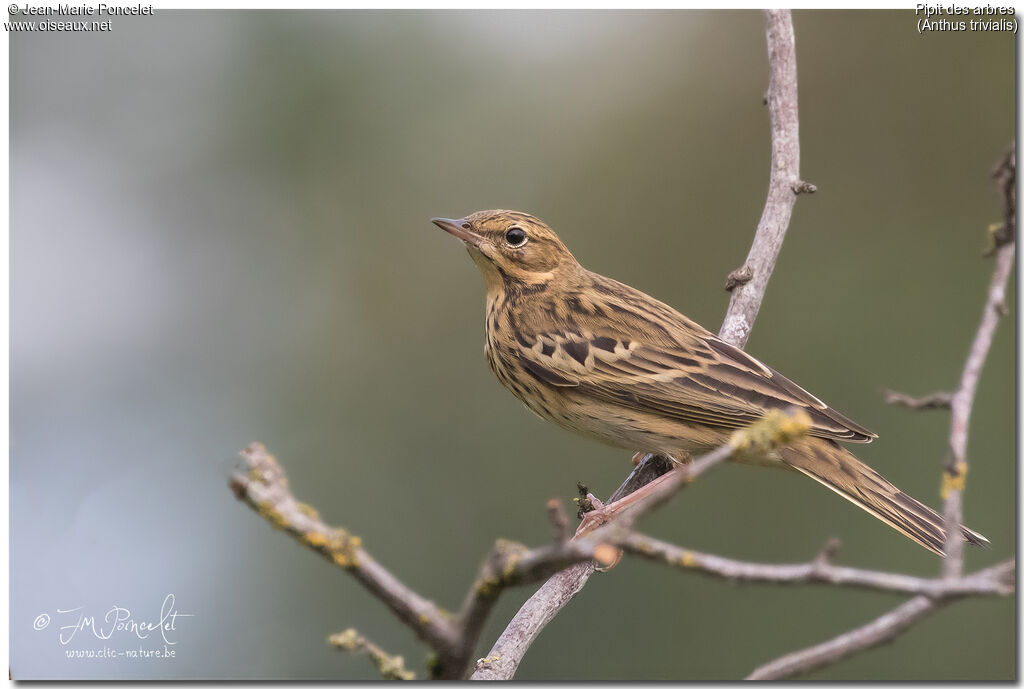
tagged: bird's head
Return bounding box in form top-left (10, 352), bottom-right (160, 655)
top-left (432, 210), bottom-right (579, 294)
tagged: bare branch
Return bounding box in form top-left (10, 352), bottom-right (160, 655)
top-left (622, 533), bottom-right (1014, 598)
top-left (942, 143), bottom-right (1015, 578)
top-left (329, 628), bottom-right (416, 680)
top-left (745, 559), bottom-right (1016, 681)
top-left (450, 540), bottom-right (593, 677)
top-left (546, 498), bottom-right (570, 543)
top-left (236, 430), bottom-right (775, 680)
top-left (469, 455), bottom-right (678, 680)
top-left (468, 561), bottom-right (595, 681)
top-left (747, 595), bottom-right (936, 680)
top-left (233, 442), bottom-right (609, 679)
top-left (719, 9), bottom-right (806, 348)
top-left (230, 443), bottom-right (461, 657)
top-left (985, 141), bottom-right (1015, 254)
top-left (748, 143), bottom-right (1016, 680)
top-left (883, 388), bottom-right (953, 410)
top-left (470, 412), bottom-right (809, 680)
top-left (745, 557), bottom-right (1021, 683)
top-left (474, 10), bottom-right (808, 679)
top-left (467, 442), bottom-right (741, 681)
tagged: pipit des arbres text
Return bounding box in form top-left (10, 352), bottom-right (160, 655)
top-left (432, 210), bottom-right (986, 555)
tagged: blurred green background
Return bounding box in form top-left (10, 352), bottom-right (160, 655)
top-left (10, 10), bottom-right (1014, 680)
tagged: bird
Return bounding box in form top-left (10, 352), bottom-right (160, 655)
top-left (431, 210), bottom-right (987, 556)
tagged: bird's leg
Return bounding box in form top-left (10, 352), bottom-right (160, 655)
top-left (574, 493), bottom-right (622, 570)
top-left (573, 465), bottom-right (687, 571)
top-left (574, 465), bottom-right (686, 539)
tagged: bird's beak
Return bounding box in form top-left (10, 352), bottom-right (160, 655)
top-left (432, 217), bottom-right (482, 247)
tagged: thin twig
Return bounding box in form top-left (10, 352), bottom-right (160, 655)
top-left (940, 240), bottom-right (1014, 577)
top-left (746, 558), bottom-right (1022, 681)
top-left (719, 9), bottom-right (807, 348)
top-left (472, 11), bottom-right (808, 679)
top-left (230, 444), bottom-right (460, 652)
top-left (622, 533), bottom-right (1014, 598)
top-left (329, 628), bottom-right (417, 680)
top-left (547, 498), bottom-right (569, 543)
top-left (882, 389), bottom-right (953, 410)
top-left (941, 143), bottom-right (1015, 578)
top-left (746, 595), bottom-right (937, 680)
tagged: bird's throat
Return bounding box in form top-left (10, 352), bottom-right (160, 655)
top-left (467, 245), bottom-right (506, 299)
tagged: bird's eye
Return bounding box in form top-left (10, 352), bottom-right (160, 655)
top-left (505, 227), bottom-right (528, 247)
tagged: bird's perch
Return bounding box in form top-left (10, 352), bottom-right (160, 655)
top-left (719, 9), bottom-right (811, 348)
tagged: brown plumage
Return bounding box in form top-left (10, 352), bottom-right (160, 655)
top-left (432, 210), bottom-right (987, 556)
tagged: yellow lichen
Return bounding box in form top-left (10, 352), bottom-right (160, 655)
top-left (377, 654), bottom-right (415, 681)
top-left (296, 501), bottom-right (321, 521)
top-left (941, 462), bottom-right (969, 498)
top-left (730, 409), bottom-right (812, 453)
top-left (329, 628), bottom-right (360, 650)
top-left (476, 575), bottom-right (500, 598)
top-left (330, 628), bottom-right (414, 680)
top-left (256, 501), bottom-right (289, 530)
top-left (304, 531), bottom-right (328, 548)
top-left (501, 554), bottom-right (521, 579)
top-left (323, 528), bottom-right (361, 568)
top-left (680, 550), bottom-right (696, 567)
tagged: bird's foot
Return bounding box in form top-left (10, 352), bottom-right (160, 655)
top-left (577, 494), bottom-right (610, 533)
top-left (575, 495), bottom-right (624, 571)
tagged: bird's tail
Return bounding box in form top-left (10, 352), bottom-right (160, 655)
top-left (776, 437), bottom-right (988, 556)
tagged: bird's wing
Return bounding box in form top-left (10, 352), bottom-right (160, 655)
top-left (511, 322), bottom-right (876, 444)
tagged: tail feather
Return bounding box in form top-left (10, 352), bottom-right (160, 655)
top-left (777, 438), bottom-right (988, 556)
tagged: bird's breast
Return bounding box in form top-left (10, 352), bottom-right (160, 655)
top-left (483, 301), bottom-right (566, 425)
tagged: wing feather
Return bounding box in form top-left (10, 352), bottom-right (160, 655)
top-left (510, 284), bottom-right (876, 444)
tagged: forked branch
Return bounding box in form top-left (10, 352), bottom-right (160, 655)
top-left (622, 533), bottom-right (1013, 598)
top-left (747, 142), bottom-right (1015, 680)
top-left (234, 412), bottom-right (807, 680)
